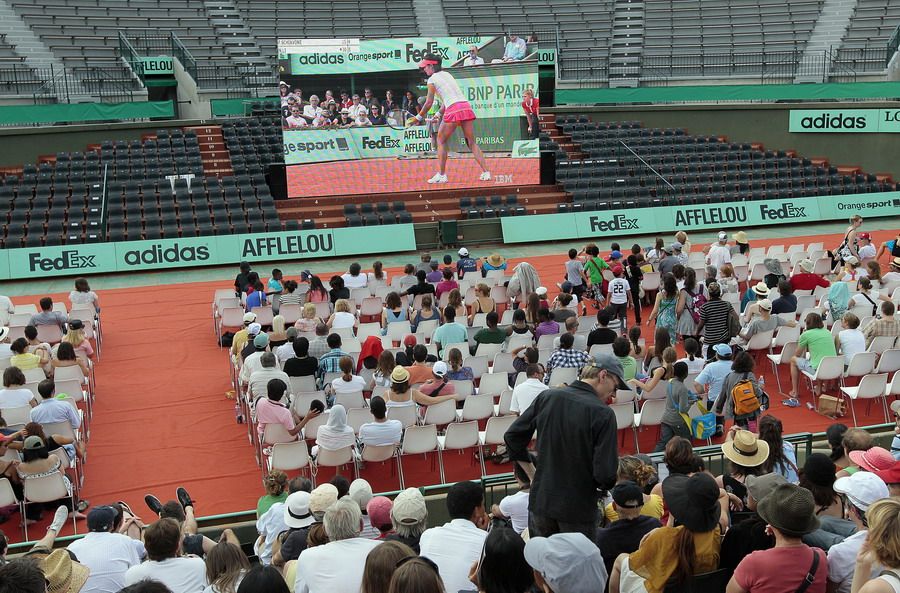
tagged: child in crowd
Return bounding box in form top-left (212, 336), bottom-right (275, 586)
top-left (678, 338), bottom-right (706, 374)
top-left (653, 361), bottom-right (693, 452)
top-left (490, 463), bottom-right (530, 534)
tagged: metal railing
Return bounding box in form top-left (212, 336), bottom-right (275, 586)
top-left (887, 24), bottom-right (900, 64)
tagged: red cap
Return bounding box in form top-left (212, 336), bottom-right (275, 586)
top-left (857, 232), bottom-right (871, 240)
top-left (874, 461), bottom-right (900, 485)
top-left (403, 334), bottom-right (417, 347)
top-left (611, 265), bottom-right (624, 276)
top-left (417, 59), bottom-right (438, 68)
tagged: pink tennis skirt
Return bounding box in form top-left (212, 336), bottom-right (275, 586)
top-left (444, 100), bottom-right (476, 123)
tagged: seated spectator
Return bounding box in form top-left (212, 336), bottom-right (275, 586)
top-left (799, 453), bottom-right (845, 518)
top-left (30, 297), bottom-right (67, 332)
top-left (294, 498), bottom-right (381, 593)
top-left (433, 307), bottom-right (468, 358)
top-left (383, 488), bottom-right (428, 553)
top-left (316, 334), bottom-right (349, 384)
top-left (359, 396), bottom-right (402, 447)
top-left (497, 33), bottom-right (526, 61)
top-left (244, 274), bottom-right (267, 311)
top-left (274, 483), bottom-right (335, 568)
top-left (403, 345), bottom-right (436, 385)
top-left (551, 292), bottom-right (577, 324)
top-left (396, 264), bottom-right (417, 292)
top-left (446, 288), bottom-right (468, 320)
top-left (275, 327), bottom-right (299, 364)
top-left (0, 366), bottom-right (36, 409)
top-left (526, 532), bottom-right (608, 593)
top-left (279, 280), bottom-right (303, 308)
top-left (342, 263), bottom-right (368, 290)
top-left (717, 428), bottom-right (769, 508)
top-left (862, 301), bottom-right (900, 347)
top-left (418, 481), bottom-right (488, 593)
top-left (23, 325), bottom-right (51, 362)
top-left (417, 361), bottom-right (456, 398)
top-left (256, 378), bottom-right (319, 442)
top-left (17, 435), bottom-right (88, 521)
top-left (533, 308), bottom-right (560, 343)
top-left (410, 295), bottom-right (440, 335)
top-left (6, 421), bottom-right (81, 465)
top-left (425, 260), bottom-right (442, 283)
top-left (719, 472), bottom-right (787, 570)
top-left (490, 463), bottom-right (530, 534)
top-left (283, 338), bottom-right (318, 378)
top-left (327, 299), bottom-right (357, 331)
top-left (771, 280), bottom-right (797, 314)
top-left (231, 313), bottom-right (257, 357)
top-left (789, 312), bottom-right (837, 403)
top-left (596, 480), bottom-right (662, 576)
top-left (553, 316), bottom-right (587, 352)
top-left (544, 332), bottom-right (591, 384)
top-left (506, 308), bottom-right (533, 341)
top-left (394, 335), bottom-right (420, 367)
top-left (327, 356), bottom-right (367, 396)
top-left (257, 470), bottom-right (288, 518)
top-left (312, 405), bottom-right (356, 459)
top-left (604, 456), bottom-right (663, 522)
top-left (758, 415), bottom-right (799, 483)
top-left (285, 105), bottom-right (308, 128)
top-left (609, 473), bottom-right (722, 593)
top-left (587, 308), bottom-right (618, 348)
top-left (836, 427), bottom-right (875, 478)
top-left (468, 283), bottom-right (495, 323)
top-left (471, 311), bottom-right (505, 354)
top-left (403, 270), bottom-right (435, 298)
top-left (510, 363), bottom-right (547, 414)
top-left (847, 497), bottom-right (900, 593)
top-left (69, 276), bottom-right (100, 314)
top-left (248, 353), bottom-right (291, 403)
top-left (727, 484), bottom-right (827, 593)
top-left (839, 257), bottom-right (866, 283)
top-left (462, 45), bottom-right (484, 66)
top-left (329, 276), bottom-right (350, 305)
top-left (471, 527), bottom-right (534, 593)
top-left (613, 337), bottom-right (637, 382)
top-left (10, 337), bottom-right (47, 374)
top-left (368, 351), bottom-right (396, 390)
top-left (733, 297), bottom-right (795, 350)
top-left (67, 505), bottom-right (146, 593)
top-left (835, 312), bottom-right (866, 366)
top-left (791, 258), bottom-right (831, 291)
top-left (366, 496), bottom-right (394, 540)
top-left (715, 351), bottom-right (766, 432)
top-left (718, 263), bottom-right (740, 294)
top-left (240, 333), bottom-right (270, 380)
top-left (381, 292), bottom-right (408, 335)
top-left (269, 316), bottom-right (288, 347)
top-left (827, 472), bottom-right (890, 593)
top-left (238, 565), bottom-right (289, 593)
top-left (367, 104), bottom-right (386, 126)
top-left (30, 379), bottom-right (80, 432)
top-left (823, 282), bottom-right (851, 326)
top-left (204, 541), bottom-right (249, 593)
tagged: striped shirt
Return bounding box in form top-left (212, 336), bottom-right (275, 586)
top-left (700, 299), bottom-right (733, 344)
top-left (280, 293), bottom-right (303, 306)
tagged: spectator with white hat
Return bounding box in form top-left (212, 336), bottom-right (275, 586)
top-left (274, 491), bottom-right (316, 565)
top-left (417, 360), bottom-right (456, 397)
top-left (732, 297), bottom-right (796, 348)
top-left (828, 471), bottom-right (890, 593)
top-left (349, 479), bottom-right (380, 539)
top-left (230, 312), bottom-right (257, 356)
top-left (705, 231), bottom-right (733, 274)
top-left (526, 532), bottom-right (608, 593)
top-left (385, 487), bottom-right (428, 553)
top-left (457, 247), bottom-right (478, 279)
top-left (741, 282), bottom-right (771, 324)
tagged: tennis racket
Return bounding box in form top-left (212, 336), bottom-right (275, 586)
top-left (386, 107), bottom-right (419, 130)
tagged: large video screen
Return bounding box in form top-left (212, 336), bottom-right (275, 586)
top-left (278, 36), bottom-right (541, 198)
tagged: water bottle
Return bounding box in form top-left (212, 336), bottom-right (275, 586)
top-left (234, 401), bottom-right (243, 424)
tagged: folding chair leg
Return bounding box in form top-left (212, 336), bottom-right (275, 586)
top-left (848, 398), bottom-right (858, 427)
top-left (771, 361), bottom-right (782, 394)
top-left (478, 444), bottom-right (487, 477)
top-left (632, 427), bottom-right (640, 453)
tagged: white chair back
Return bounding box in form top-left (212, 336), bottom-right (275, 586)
top-left (443, 421), bottom-right (480, 450)
top-left (422, 400), bottom-right (456, 425)
top-left (401, 424), bottom-right (438, 454)
top-left (460, 395), bottom-right (494, 421)
top-left (269, 441), bottom-right (311, 472)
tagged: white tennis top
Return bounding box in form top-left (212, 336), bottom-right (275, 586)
top-left (428, 71), bottom-right (466, 107)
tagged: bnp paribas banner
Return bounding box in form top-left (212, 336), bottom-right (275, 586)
top-left (500, 192), bottom-right (900, 243)
top-left (1, 225), bottom-right (416, 280)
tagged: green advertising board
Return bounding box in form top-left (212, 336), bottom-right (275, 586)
top-left (789, 109), bottom-right (900, 133)
top-left (139, 56), bottom-right (175, 75)
top-left (500, 192), bottom-right (900, 243)
top-left (0, 225), bottom-right (417, 280)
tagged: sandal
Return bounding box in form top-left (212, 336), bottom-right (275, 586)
top-left (75, 500), bottom-right (90, 512)
top-left (782, 398), bottom-right (800, 408)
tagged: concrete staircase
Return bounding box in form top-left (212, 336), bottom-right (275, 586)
top-left (185, 125), bottom-right (234, 178)
top-left (608, 0), bottom-right (645, 88)
top-left (540, 113), bottom-right (586, 160)
top-left (795, 0), bottom-right (858, 83)
top-left (203, 0), bottom-right (277, 90)
top-left (414, 0), bottom-right (449, 37)
top-left (0, 0), bottom-right (89, 99)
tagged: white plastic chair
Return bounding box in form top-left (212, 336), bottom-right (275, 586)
top-left (387, 405), bottom-right (418, 428)
top-left (315, 446), bottom-right (356, 477)
top-left (457, 395), bottom-right (495, 422)
top-left (439, 420), bottom-right (480, 452)
top-left (290, 376), bottom-right (318, 395)
top-left (22, 472), bottom-right (76, 541)
top-left (478, 415), bottom-right (517, 474)
top-left (634, 398), bottom-right (666, 439)
top-left (841, 373), bottom-right (889, 426)
top-left (801, 356), bottom-right (844, 400)
top-left (868, 336), bottom-right (898, 355)
top-left (450, 380), bottom-right (475, 401)
top-left (494, 389), bottom-right (514, 416)
top-left (267, 440), bottom-right (311, 475)
top-left (1, 405), bottom-right (32, 429)
top-left (478, 373), bottom-right (509, 397)
top-left (492, 353), bottom-right (516, 375)
top-left (548, 366), bottom-right (578, 386)
top-left (334, 391), bottom-right (365, 410)
top-left (843, 352), bottom-right (877, 384)
top-left (346, 407), bottom-right (371, 434)
top-left (422, 399), bottom-right (457, 426)
top-left (767, 341), bottom-right (798, 393)
top-left (610, 402), bottom-right (639, 452)
top-left (400, 424), bottom-right (442, 485)
top-left (876, 350), bottom-right (900, 374)
top-left (465, 355), bottom-right (489, 379)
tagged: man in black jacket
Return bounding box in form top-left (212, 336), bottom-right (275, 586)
top-left (505, 352), bottom-right (625, 539)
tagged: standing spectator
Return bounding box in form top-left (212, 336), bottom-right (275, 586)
top-left (706, 231), bottom-right (732, 273)
top-left (605, 265), bottom-right (632, 334)
top-left (789, 312), bottom-right (837, 404)
top-left (362, 88), bottom-right (379, 111)
top-left (505, 353), bottom-right (625, 538)
top-left (124, 518), bottom-right (207, 591)
top-left (697, 282), bottom-right (734, 358)
top-left (30, 297), bottom-right (67, 333)
top-left (521, 88), bottom-right (539, 139)
top-left (652, 361), bottom-right (692, 452)
top-left (294, 498), bottom-right (381, 593)
top-left (67, 505), bottom-right (145, 593)
top-left (827, 472), bottom-right (890, 593)
top-left (714, 351), bottom-right (765, 432)
top-left (675, 268), bottom-right (705, 342)
top-left (862, 301), bottom-right (900, 347)
top-left (727, 484), bottom-right (827, 593)
top-left (595, 481), bottom-right (662, 577)
top-left (234, 262), bottom-right (252, 296)
top-left (733, 230), bottom-right (751, 255)
top-left (418, 481), bottom-right (487, 593)
top-left (462, 45), bottom-right (484, 66)
top-left (648, 274), bottom-right (678, 344)
top-left (564, 248), bottom-right (587, 302)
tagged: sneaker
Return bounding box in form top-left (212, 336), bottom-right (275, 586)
top-left (144, 494), bottom-right (163, 516)
top-left (49, 505), bottom-right (68, 532)
top-left (427, 173), bottom-right (447, 184)
top-left (480, 171), bottom-right (491, 181)
top-left (782, 398), bottom-right (800, 408)
top-left (176, 487), bottom-right (195, 511)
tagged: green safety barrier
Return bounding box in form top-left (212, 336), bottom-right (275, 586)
top-left (556, 81), bottom-right (900, 105)
top-left (0, 224), bottom-right (417, 280)
top-left (0, 101), bottom-right (175, 126)
top-left (789, 108), bottom-right (900, 133)
top-left (500, 191), bottom-right (900, 243)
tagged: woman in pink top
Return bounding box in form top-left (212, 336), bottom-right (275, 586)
top-left (62, 320), bottom-right (93, 359)
top-left (435, 268), bottom-right (459, 299)
top-left (306, 275), bottom-right (329, 303)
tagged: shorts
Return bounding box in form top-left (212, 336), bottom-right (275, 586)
top-left (444, 101), bottom-right (476, 123)
top-left (183, 534), bottom-right (205, 556)
top-left (795, 357), bottom-right (814, 374)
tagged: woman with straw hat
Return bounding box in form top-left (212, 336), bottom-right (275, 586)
top-left (717, 429), bottom-right (770, 508)
top-left (727, 483), bottom-right (826, 592)
top-left (481, 253), bottom-right (507, 277)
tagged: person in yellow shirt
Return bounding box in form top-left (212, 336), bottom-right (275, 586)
top-left (10, 337), bottom-right (47, 374)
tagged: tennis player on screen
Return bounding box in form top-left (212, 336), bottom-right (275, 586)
top-left (415, 53), bottom-right (491, 184)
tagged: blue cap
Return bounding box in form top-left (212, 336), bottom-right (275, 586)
top-left (610, 250), bottom-right (623, 260)
top-left (714, 343), bottom-right (732, 357)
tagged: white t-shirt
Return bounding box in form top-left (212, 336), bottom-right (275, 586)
top-left (608, 278), bottom-right (630, 305)
top-left (827, 530), bottom-right (880, 593)
top-left (498, 490), bottom-right (530, 534)
top-left (0, 295), bottom-right (14, 326)
top-left (124, 557), bottom-right (207, 593)
top-left (677, 356), bottom-right (706, 375)
top-left (838, 329), bottom-right (866, 365)
top-left (341, 273), bottom-right (368, 289)
top-left (419, 519), bottom-right (487, 593)
top-left (851, 292), bottom-right (879, 315)
top-left (707, 243), bottom-right (732, 272)
top-left (67, 531), bottom-right (145, 593)
top-left (859, 244), bottom-right (876, 259)
top-left (349, 103), bottom-right (367, 119)
top-left (510, 378), bottom-right (547, 414)
top-left (0, 388), bottom-right (35, 409)
top-left (285, 115), bottom-right (308, 128)
top-left (276, 342), bottom-right (296, 364)
top-left (359, 419), bottom-right (403, 446)
top-left (295, 538), bottom-right (381, 593)
top-left (303, 105), bottom-right (323, 119)
top-left (331, 311), bottom-right (356, 329)
top-left (330, 375), bottom-right (367, 394)
top-left (427, 71), bottom-right (466, 108)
